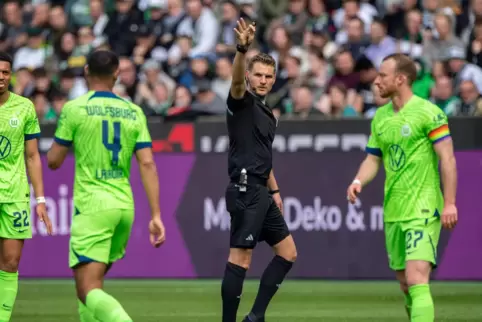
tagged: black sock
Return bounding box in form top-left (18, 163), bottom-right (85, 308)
top-left (250, 255), bottom-right (293, 319)
top-left (222, 262), bottom-right (247, 322)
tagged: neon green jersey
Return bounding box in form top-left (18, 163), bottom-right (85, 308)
top-left (54, 91), bottom-right (152, 214)
top-left (366, 95), bottom-right (450, 222)
top-left (0, 92), bottom-right (40, 203)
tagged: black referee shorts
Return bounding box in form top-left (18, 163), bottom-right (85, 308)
top-left (225, 182), bottom-right (290, 249)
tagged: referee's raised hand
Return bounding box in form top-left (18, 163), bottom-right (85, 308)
top-left (234, 18), bottom-right (255, 47)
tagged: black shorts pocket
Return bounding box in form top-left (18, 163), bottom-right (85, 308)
top-left (225, 184), bottom-right (243, 213)
top-left (225, 184), bottom-right (259, 214)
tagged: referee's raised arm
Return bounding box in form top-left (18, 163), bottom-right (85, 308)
top-left (230, 18), bottom-right (256, 99)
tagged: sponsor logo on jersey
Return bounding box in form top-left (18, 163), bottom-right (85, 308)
top-left (388, 144), bottom-right (406, 172)
top-left (0, 135), bottom-right (12, 160)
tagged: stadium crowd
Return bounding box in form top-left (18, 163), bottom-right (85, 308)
top-left (1, 0), bottom-right (482, 121)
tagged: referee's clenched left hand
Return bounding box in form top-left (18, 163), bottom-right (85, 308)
top-left (234, 18), bottom-right (255, 47)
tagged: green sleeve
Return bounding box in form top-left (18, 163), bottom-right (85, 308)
top-left (54, 103), bottom-right (76, 146)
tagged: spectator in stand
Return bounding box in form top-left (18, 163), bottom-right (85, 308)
top-left (177, 0), bottom-right (219, 58)
top-left (306, 26), bottom-right (338, 60)
top-left (89, 0), bottom-right (109, 47)
top-left (353, 56), bottom-right (378, 115)
top-left (171, 84), bottom-right (193, 112)
top-left (12, 67), bottom-right (34, 98)
top-left (13, 28), bottom-right (47, 71)
top-left (32, 90), bottom-right (51, 122)
top-left (466, 19), bottom-right (482, 66)
top-left (118, 57), bottom-right (139, 100)
top-left (267, 0), bottom-right (309, 47)
top-left (288, 85), bottom-right (321, 118)
top-left (423, 12), bottom-right (465, 66)
top-left (157, 0), bottom-right (189, 51)
top-left (30, 1), bottom-right (50, 30)
top-left (326, 49), bottom-right (360, 91)
top-left (268, 53), bottom-right (304, 114)
top-left (458, 80), bottom-right (482, 115)
top-left (457, 0), bottom-right (482, 43)
top-left (31, 67), bottom-right (55, 100)
top-left (0, 1), bottom-right (26, 54)
top-left (340, 17), bottom-right (370, 60)
top-left (365, 18), bottom-right (397, 68)
top-left (384, 0), bottom-right (419, 39)
top-left (431, 75), bottom-right (460, 116)
top-left (48, 5), bottom-right (69, 45)
top-left (216, 0), bottom-right (240, 58)
top-left (412, 58), bottom-right (434, 98)
top-left (132, 24), bottom-right (157, 66)
top-left (190, 78), bottom-right (225, 114)
top-left (306, 0), bottom-right (333, 36)
top-left (317, 49), bottom-right (359, 114)
top-left (138, 82), bottom-right (172, 116)
top-left (445, 46), bottom-right (482, 94)
top-left (47, 91), bottom-right (69, 121)
top-left (324, 82), bottom-right (359, 117)
top-left (104, 0), bottom-right (144, 57)
top-left (256, 0), bottom-right (288, 50)
top-left (212, 56), bottom-right (233, 101)
top-left (267, 26), bottom-right (294, 70)
top-left (333, 0), bottom-right (378, 37)
top-left (303, 50), bottom-right (331, 101)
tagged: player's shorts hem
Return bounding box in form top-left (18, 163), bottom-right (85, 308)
top-left (25, 133), bottom-right (41, 141)
top-left (390, 260), bottom-right (437, 271)
top-left (70, 250), bottom-right (107, 269)
top-left (229, 243), bottom-right (257, 250)
top-left (76, 207), bottom-right (135, 216)
top-left (54, 136), bottom-right (73, 147)
top-left (0, 235), bottom-right (32, 240)
top-left (266, 231), bottom-right (291, 247)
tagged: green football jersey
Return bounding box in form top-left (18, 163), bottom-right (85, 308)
top-left (366, 95), bottom-right (450, 222)
top-left (0, 92), bottom-right (41, 203)
top-left (54, 91), bottom-right (152, 214)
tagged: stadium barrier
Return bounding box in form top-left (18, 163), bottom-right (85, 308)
top-left (22, 118), bottom-right (482, 279)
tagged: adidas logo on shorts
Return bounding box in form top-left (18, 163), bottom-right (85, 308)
top-left (245, 234), bottom-right (254, 241)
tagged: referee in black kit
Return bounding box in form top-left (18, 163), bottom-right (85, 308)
top-left (221, 18), bottom-right (297, 322)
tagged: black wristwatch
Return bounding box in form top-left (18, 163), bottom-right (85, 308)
top-left (269, 189), bottom-right (280, 195)
top-left (236, 44), bottom-right (248, 54)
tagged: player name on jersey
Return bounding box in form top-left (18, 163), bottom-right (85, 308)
top-left (85, 105), bottom-right (137, 121)
top-left (95, 168), bottom-right (125, 180)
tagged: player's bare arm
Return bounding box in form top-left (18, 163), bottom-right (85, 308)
top-left (46, 142), bottom-right (69, 170)
top-left (135, 147), bottom-right (166, 248)
top-left (267, 169), bottom-right (283, 214)
top-left (230, 18), bottom-right (255, 99)
top-left (433, 138), bottom-right (458, 229)
top-left (347, 154), bottom-right (382, 204)
top-left (25, 139), bottom-right (53, 235)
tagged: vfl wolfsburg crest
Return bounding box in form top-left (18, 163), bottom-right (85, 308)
top-left (401, 124), bottom-right (411, 137)
top-left (9, 116), bottom-right (19, 128)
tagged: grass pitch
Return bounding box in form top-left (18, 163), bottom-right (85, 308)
top-left (13, 279), bottom-right (482, 321)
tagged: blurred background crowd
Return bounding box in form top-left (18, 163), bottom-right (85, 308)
top-left (1, 0), bottom-right (482, 122)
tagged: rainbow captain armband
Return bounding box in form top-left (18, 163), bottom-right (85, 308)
top-left (428, 124), bottom-right (451, 144)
